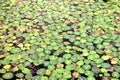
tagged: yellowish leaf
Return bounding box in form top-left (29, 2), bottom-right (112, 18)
top-left (4, 65), bottom-right (11, 70)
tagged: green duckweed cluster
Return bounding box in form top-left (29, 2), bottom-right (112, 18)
top-left (0, 0), bottom-right (120, 80)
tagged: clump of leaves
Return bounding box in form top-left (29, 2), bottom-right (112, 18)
top-left (0, 0), bottom-right (120, 79)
